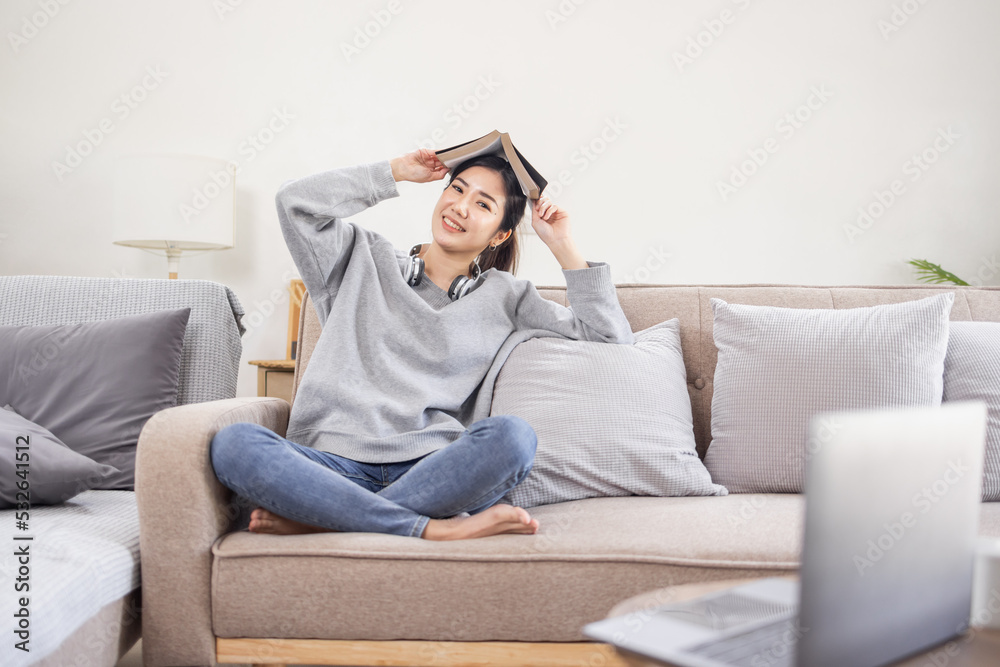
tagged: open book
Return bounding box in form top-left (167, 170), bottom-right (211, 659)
top-left (435, 131), bottom-right (547, 200)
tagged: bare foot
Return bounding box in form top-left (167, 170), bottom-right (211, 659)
top-left (247, 507), bottom-right (339, 535)
top-left (421, 504), bottom-right (540, 540)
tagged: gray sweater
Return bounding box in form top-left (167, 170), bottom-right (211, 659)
top-left (275, 159), bottom-right (635, 463)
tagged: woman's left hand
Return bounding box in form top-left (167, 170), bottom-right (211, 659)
top-left (530, 194), bottom-right (572, 247)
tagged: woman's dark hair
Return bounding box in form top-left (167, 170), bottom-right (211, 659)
top-left (445, 154), bottom-right (528, 276)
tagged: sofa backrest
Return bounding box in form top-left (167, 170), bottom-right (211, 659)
top-left (292, 283), bottom-right (1000, 458)
top-left (0, 275), bottom-right (246, 405)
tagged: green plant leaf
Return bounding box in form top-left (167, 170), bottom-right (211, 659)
top-left (906, 259), bottom-right (970, 286)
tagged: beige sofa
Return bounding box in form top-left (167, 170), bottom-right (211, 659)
top-left (136, 282), bottom-right (1000, 667)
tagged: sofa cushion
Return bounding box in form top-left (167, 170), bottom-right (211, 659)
top-left (0, 490), bottom-right (141, 665)
top-left (943, 322), bottom-right (1000, 501)
top-left (0, 405), bottom-right (119, 508)
top-left (210, 495), bottom-right (801, 642)
top-left (492, 319), bottom-right (727, 509)
top-left (0, 308), bottom-right (191, 490)
top-left (704, 292), bottom-right (954, 493)
top-left (209, 495), bottom-right (1000, 642)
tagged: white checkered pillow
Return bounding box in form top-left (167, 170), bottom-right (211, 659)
top-left (493, 318), bottom-right (727, 509)
top-left (704, 292), bottom-right (955, 493)
top-left (943, 321), bottom-right (1000, 501)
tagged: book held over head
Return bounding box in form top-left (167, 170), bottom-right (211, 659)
top-left (434, 130), bottom-right (547, 200)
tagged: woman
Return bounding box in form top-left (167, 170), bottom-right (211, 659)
top-left (210, 147), bottom-right (634, 541)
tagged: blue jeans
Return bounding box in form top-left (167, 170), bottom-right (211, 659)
top-left (209, 415), bottom-right (537, 538)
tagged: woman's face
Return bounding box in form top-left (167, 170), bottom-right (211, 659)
top-left (431, 166), bottom-right (508, 254)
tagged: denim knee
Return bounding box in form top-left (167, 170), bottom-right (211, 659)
top-left (492, 414), bottom-right (537, 469)
top-left (210, 422), bottom-right (255, 476)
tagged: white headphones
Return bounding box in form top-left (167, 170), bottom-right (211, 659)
top-left (404, 243), bottom-right (495, 301)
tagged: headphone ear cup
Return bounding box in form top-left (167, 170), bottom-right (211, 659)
top-left (404, 256), bottom-right (424, 286)
top-left (448, 275), bottom-right (467, 301)
top-left (405, 243), bottom-right (426, 286)
top-left (449, 273), bottom-right (486, 301)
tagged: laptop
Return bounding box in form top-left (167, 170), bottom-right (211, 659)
top-left (583, 401), bottom-right (988, 667)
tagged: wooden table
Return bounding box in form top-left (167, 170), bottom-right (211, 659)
top-left (248, 359), bottom-right (295, 403)
top-left (607, 578), bottom-right (1000, 667)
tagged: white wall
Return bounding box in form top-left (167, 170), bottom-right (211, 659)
top-left (2, 0), bottom-right (998, 398)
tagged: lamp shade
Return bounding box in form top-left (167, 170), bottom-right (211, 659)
top-left (112, 153), bottom-right (235, 252)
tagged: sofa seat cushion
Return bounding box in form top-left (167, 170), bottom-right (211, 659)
top-left (0, 490), bottom-right (140, 665)
top-left (211, 496), bottom-right (1000, 642)
top-left (210, 495), bottom-right (804, 642)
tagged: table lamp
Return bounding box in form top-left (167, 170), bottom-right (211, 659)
top-left (112, 153), bottom-right (235, 279)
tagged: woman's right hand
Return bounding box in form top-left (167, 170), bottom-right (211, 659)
top-left (390, 149), bottom-right (449, 183)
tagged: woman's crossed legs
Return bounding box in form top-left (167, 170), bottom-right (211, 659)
top-left (209, 415), bottom-right (539, 540)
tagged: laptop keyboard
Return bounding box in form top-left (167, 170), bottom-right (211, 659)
top-left (686, 617), bottom-right (799, 667)
top-left (654, 591), bottom-right (794, 630)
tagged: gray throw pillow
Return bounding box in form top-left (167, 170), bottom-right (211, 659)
top-left (0, 404), bottom-right (120, 508)
top-left (0, 307), bottom-right (191, 490)
top-left (704, 292), bottom-right (954, 493)
top-left (943, 321), bottom-right (1000, 501)
top-left (493, 318), bottom-right (727, 509)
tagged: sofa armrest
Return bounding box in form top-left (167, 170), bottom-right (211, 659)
top-left (135, 396), bottom-right (290, 667)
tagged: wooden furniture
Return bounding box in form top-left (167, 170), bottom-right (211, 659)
top-left (606, 578), bottom-right (1000, 667)
top-left (247, 359), bottom-right (295, 403)
top-left (218, 638), bottom-right (629, 667)
top-left (287, 278), bottom-right (306, 360)
top-left (246, 279), bottom-right (305, 403)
